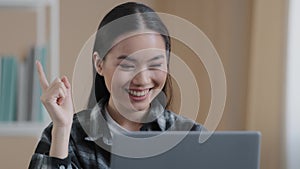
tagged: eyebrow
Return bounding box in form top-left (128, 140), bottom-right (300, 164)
top-left (117, 55), bottom-right (165, 62)
top-left (117, 55), bottom-right (136, 62)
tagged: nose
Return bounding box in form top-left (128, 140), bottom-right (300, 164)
top-left (131, 70), bottom-right (151, 86)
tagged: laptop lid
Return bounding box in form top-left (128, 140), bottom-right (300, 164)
top-left (110, 131), bottom-right (261, 169)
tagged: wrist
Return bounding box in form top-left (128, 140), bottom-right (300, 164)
top-left (51, 116), bottom-right (73, 129)
top-left (51, 126), bottom-right (72, 146)
top-left (50, 126), bottom-right (71, 159)
top-left (52, 121), bottom-right (73, 130)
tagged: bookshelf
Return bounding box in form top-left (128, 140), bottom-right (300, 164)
top-left (0, 0), bottom-right (59, 136)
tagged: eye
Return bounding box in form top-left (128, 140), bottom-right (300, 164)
top-left (150, 64), bottom-right (162, 67)
top-left (118, 64), bottom-right (135, 70)
top-left (149, 63), bottom-right (163, 69)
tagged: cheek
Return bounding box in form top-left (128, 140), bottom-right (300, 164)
top-left (109, 70), bottom-right (133, 89)
top-left (102, 67), bottom-right (122, 93)
top-left (153, 70), bottom-right (168, 87)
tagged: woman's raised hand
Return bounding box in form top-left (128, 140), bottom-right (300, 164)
top-left (36, 61), bottom-right (74, 128)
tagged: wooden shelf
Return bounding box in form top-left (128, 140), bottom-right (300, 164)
top-left (0, 0), bottom-right (59, 136)
top-left (0, 122), bottom-right (50, 136)
top-left (0, 0), bottom-right (48, 8)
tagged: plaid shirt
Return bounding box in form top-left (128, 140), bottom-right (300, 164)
top-left (28, 98), bottom-right (203, 169)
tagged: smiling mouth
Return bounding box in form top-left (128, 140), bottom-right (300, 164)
top-left (126, 88), bottom-right (151, 97)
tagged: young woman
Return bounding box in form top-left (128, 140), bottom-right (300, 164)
top-left (29, 2), bottom-right (203, 169)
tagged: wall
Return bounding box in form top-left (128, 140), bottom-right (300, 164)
top-left (0, 9), bottom-right (36, 58)
top-left (0, 137), bottom-right (37, 169)
top-left (246, 0), bottom-right (288, 169)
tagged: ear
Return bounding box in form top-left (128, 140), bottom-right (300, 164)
top-left (93, 52), bottom-right (104, 76)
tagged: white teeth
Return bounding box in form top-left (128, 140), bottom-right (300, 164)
top-left (128, 89), bottom-right (149, 97)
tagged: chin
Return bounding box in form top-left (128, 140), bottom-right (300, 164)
top-left (130, 102), bottom-right (150, 112)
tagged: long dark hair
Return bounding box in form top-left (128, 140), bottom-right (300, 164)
top-left (87, 2), bottom-right (172, 109)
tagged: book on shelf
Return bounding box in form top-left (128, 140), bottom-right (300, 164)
top-left (0, 56), bottom-right (17, 122)
top-left (0, 46), bottom-right (47, 123)
top-left (29, 47), bottom-right (47, 122)
top-left (16, 57), bottom-right (28, 122)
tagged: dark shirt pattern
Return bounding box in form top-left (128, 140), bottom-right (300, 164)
top-left (28, 99), bottom-right (203, 169)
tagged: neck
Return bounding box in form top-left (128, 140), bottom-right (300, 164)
top-left (106, 100), bottom-right (148, 131)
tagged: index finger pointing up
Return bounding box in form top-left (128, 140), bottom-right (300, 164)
top-left (36, 60), bottom-right (49, 91)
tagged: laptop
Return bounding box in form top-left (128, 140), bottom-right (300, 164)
top-left (110, 131), bottom-right (261, 169)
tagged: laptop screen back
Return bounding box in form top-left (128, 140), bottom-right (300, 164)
top-left (110, 131), bottom-right (261, 169)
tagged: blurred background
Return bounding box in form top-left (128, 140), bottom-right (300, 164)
top-left (0, 0), bottom-right (299, 169)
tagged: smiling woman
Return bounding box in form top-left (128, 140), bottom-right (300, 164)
top-left (93, 34), bottom-right (168, 125)
top-left (28, 2), bottom-right (203, 169)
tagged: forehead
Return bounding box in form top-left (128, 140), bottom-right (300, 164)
top-left (109, 33), bottom-right (166, 57)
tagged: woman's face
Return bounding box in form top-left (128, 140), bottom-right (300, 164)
top-left (94, 33), bottom-right (168, 119)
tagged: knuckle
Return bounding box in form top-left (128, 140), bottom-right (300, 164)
top-left (57, 81), bottom-right (65, 88)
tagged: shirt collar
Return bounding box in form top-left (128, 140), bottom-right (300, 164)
top-left (81, 93), bottom-right (167, 145)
